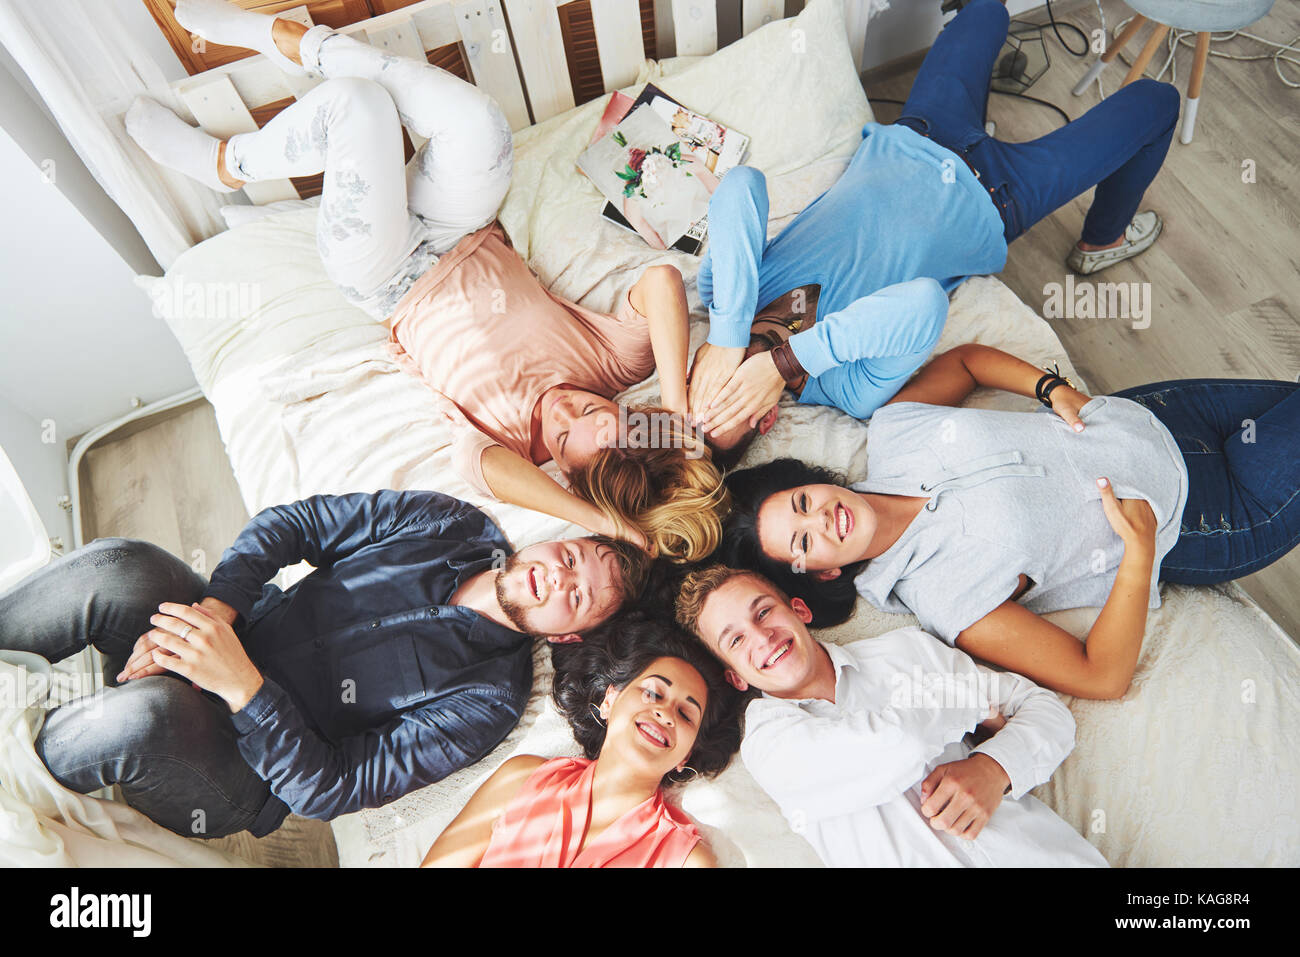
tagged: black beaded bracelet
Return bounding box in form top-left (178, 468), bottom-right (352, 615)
top-left (1034, 363), bottom-right (1073, 408)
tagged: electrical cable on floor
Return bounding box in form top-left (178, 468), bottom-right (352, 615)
top-left (878, 4), bottom-right (1296, 137)
top-left (1108, 15), bottom-right (1300, 90)
top-left (991, 88), bottom-right (1072, 125)
top-left (988, 0), bottom-right (1096, 127)
top-left (870, 90), bottom-right (1071, 127)
top-left (1044, 0), bottom-right (1090, 58)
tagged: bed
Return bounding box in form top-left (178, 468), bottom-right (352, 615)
top-left (136, 0), bottom-right (1300, 867)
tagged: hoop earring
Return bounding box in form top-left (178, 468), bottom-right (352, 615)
top-left (590, 704), bottom-right (606, 726)
top-left (673, 765), bottom-right (699, 782)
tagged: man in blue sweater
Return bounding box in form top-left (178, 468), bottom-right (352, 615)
top-left (4, 490), bottom-right (649, 837)
top-left (692, 0), bottom-right (1179, 448)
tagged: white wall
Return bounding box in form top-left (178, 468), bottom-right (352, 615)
top-left (0, 124), bottom-right (196, 436)
top-left (0, 124), bottom-right (196, 544)
top-left (0, 394), bottom-right (71, 549)
top-left (863, 0), bottom-right (1043, 72)
top-left (0, 0), bottom-right (196, 545)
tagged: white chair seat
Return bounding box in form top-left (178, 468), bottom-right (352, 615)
top-left (1127, 0), bottom-right (1275, 33)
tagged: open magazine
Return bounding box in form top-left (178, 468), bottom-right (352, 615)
top-left (578, 84), bottom-right (750, 254)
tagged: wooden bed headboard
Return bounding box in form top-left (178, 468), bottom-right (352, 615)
top-left (162, 0), bottom-right (874, 204)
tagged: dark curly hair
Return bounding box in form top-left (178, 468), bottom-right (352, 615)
top-left (549, 612), bottom-right (744, 787)
top-left (719, 457), bottom-right (865, 627)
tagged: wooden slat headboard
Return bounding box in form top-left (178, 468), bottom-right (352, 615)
top-left (160, 0), bottom-right (870, 203)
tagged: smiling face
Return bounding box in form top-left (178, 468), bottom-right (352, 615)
top-left (694, 574), bottom-right (821, 697)
top-left (756, 483), bottom-right (878, 574)
top-left (599, 656), bottom-right (708, 778)
top-left (539, 386), bottom-right (621, 473)
top-left (494, 538), bottom-right (626, 638)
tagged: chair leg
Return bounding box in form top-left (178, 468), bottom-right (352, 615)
top-left (1181, 31), bottom-right (1211, 144)
top-left (1122, 22), bottom-right (1170, 87)
top-left (1072, 14), bottom-right (1147, 96)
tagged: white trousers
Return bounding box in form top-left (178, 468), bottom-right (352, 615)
top-left (227, 26), bottom-right (514, 319)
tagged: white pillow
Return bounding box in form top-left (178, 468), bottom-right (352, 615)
top-left (498, 0), bottom-right (873, 304)
top-left (219, 196), bottom-right (320, 229)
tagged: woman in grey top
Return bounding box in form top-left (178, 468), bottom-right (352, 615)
top-left (719, 344), bottom-right (1300, 699)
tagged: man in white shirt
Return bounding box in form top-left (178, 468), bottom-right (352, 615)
top-left (676, 565), bottom-right (1106, 867)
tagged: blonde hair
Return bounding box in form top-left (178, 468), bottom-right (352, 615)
top-left (568, 406), bottom-right (730, 564)
top-left (675, 565), bottom-right (789, 639)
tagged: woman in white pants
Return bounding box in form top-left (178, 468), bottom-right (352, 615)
top-left (128, 1), bottom-right (725, 561)
top-left (128, 1), bottom-right (513, 319)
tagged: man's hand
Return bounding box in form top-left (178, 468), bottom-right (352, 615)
top-left (198, 596), bottom-right (239, 626)
top-left (919, 753), bottom-right (1011, 840)
top-left (118, 596), bottom-right (238, 683)
top-left (146, 602), bottom-right (264, 712)
top-left (687, 342), bottom-right (746, 416)
top-left (697, 350), bottom-right (786, 438)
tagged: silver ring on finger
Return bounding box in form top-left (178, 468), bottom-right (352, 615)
top-left (181, 624), bottom-right (193, 640)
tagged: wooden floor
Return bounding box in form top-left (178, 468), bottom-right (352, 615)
top-left (81, 402), bottom-right (339, 868)
top-left (78, 0), bottom-right (1298, 867)
top-left (866, 0), bottom-right (1300, 636)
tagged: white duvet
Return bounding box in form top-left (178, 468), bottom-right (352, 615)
top-left (130, 0), bottom-right (1297, 867)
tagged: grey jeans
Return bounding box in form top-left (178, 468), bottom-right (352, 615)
top-left (0, 538), bottom-right (284, 838)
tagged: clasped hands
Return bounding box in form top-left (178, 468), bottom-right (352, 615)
top-left (117, 596), bottom-right (263, 713)
top-left (919, 752), bottom-right (1012, 841)
top-left (687, 342), bottom-right (1102, 438)
top-left (686, 343), bottom-right (783, 438)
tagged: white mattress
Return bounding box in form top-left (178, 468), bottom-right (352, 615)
top-left (141, 0), bottom-right (1300, 866)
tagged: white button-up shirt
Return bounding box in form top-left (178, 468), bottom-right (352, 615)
top-left (740, 628), bottom-right (1107, 867)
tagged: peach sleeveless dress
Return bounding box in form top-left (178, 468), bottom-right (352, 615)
top-left (478, 757), bottom-right (701, 868)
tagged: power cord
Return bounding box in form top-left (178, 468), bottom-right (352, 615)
top-left (870, 2), bottom-right (1102, 130)
top-left (868, 90), bottom-right (1071, 127)
top-left (990, 88), bottom-right (1071, 125)
top-left (1108, 15), bottom-right (1300, 89)
top-left (1043, 0), bottom-right (1089, 58)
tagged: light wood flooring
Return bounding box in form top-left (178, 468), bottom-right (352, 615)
top-left (78, 0), bottom-right (1299, 867)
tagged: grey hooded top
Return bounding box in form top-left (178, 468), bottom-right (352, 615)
top-left (851, 397), bottom-right (1188, 643)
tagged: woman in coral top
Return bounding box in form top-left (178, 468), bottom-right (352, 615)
top-left (422, 617), bottom-right (742, 867)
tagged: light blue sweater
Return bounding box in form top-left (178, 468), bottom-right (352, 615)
top-left (698, 122), bottom-right (1009, 417)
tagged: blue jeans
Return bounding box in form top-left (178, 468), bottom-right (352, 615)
top-left (1109, 380), bottom-right (1300, 584)
top-left (898, 0), bottom-right (1180, 244)
top-left (0, 539), bottom-right (285, 838)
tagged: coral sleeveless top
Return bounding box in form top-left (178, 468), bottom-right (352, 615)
top-left (478, 757), bottom-right (701, 868)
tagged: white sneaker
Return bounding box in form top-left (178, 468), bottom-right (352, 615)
top-left (1065, 210), bottom-right (1162, 275)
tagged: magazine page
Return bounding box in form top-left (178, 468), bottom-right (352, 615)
top-left (645, 94), bottom-right (749, 175)
top-left (577, 103), bottom-right (714, 250)
top-left (581, 84), bottom-right (750, 254)
top-left (587, 90), bottom-right (635, 146)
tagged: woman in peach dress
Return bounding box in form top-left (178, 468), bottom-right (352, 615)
top-left (422, 616), bottom-right (742, 867)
